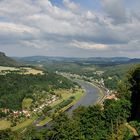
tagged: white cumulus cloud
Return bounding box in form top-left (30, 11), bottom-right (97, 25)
top-left (0, 0), bottom-right (139, 57)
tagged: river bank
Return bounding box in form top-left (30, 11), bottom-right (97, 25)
top-left (65, 79), bottom-right (105, 114)
top-left (12, 79), bottom-right (105, 130)
top-left (36, 89), bottom-right (84, 126)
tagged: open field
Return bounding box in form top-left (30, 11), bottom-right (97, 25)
top-left (0, 66), bottom-right (43, 75)
top-left (11, 117), bottom-right (36, 131)
top-left (51, 89), bottom-right (84, 108)
top-left (37, 117), bottom-right (52, 126)
top-left (50, 89), bottom-right (75, 108)
top-left (58, 90), bottom-right (84, 113)
top-left (22, 67), bottom-right (43, 75)
top-left (0, 120), bottom-right (11, 130)
top-left (22, 98), bottom-right (33, 110)
top-left (0, 66), bottom-right (19, 72)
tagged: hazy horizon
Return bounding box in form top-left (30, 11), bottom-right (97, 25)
top-left (8, 53), bottom-right (140, 59)
top-left (0, 0), bottom-right (140, 58)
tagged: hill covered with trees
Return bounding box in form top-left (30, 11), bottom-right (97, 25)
top-left (0, 52), bottom-right (19, 66)
top-left (0, 72), bottom-right (76, 111)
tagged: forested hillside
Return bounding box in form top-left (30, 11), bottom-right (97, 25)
top-left (118, 65), bottom-right (140, 122)
top-left (0, 52), bottom-right (19, 66)
top-left (1, 65), bottom-right (140, 140)
top-left (130, 66), bottom-right (140, 122)
top-left (0, 70), bottom-right (79, 131)
top-left (0, 72), bottom-right (75, 110)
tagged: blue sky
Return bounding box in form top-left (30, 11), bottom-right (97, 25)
top-left (0, 0), bottom-right (140, 57)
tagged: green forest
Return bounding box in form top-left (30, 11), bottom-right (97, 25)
top-left (0, 64), bottom-right (140, 139)
top-left (0, 72), bottom-right (75, 111)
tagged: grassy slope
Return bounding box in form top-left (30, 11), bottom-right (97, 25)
top-left (11, 117), bottom-right (37, 131)
top-left (0, 120), bottom-right (11, 130)
top-left (22, 98), bottom-right (33, 110)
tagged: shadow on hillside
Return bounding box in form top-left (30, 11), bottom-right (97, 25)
top-left (131, 136), bottom-right (140, 140)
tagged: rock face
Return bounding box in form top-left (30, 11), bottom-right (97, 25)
top-left (0, 52), bottom-right (19, 66)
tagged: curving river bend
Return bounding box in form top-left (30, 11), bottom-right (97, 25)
top-left (67, 79), bottom-right (101, 114)
top-left (38, 79), bottom-right (102, 127)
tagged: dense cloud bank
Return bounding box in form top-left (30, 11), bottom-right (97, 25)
top-left (0, 0), bottom-right (140, 57)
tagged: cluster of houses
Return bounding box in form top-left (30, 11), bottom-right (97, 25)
top-left (14, 95), bottom-right (58, 117)
top-left (105, 93), bottom-right (118, 100)
top-left (33, 95), bottom-right (58, 112)
top-left (13, 110), bottom-right (31, 118)
top-left (1, 109), bottom-right (31, 118)
top-left (1, 95), bottom-right (59, 119)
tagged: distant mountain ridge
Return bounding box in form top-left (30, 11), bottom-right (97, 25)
top-left (14, 56), bottom-right (131, 62)
top-left (0, 52), bottom-right (19, 66)
top-left (14, 55), bottom-right (140, 66)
